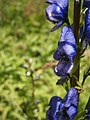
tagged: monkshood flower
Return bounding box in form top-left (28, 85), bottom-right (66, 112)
top-left (46, 88), bottom-right (78, 120)
top-left (45, 0), bottom-right (68, 32)
top-left (53, 26), bottom-right (76, 77)
top-left (84, 7), bottom-right (90, 46)
top-left (83, 0), bottom-right (90, 8)
top-left (46, 96), bottom-right (63, 120)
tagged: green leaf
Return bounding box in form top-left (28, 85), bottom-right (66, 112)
top-left (74, 110), bottom-right (87, 120)
top-left (82, 67), bottom-right (90, 86)
top-left (85, 97), bottom-right (90, 109)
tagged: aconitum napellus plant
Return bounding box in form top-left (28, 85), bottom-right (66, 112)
top-left (45, 0), bottom-right (90, 120)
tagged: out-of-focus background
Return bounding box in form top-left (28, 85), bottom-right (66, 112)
top-left (0, 0), bottom-right (90, 119)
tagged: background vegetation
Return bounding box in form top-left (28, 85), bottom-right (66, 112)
top-left (0, 0), bottom-right (90, 119)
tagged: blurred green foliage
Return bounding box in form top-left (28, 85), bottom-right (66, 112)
top-left (0, 0), bottom-right (90, 120)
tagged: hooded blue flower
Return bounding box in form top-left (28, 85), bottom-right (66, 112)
top-left (46, 96), bottom-right (62, 120)
top-left (63, 88), bottom-right (78, 119)
top-left (83, 0), bottom-right (90, 8)
top-left (84, 7), bottom-right (90, 46)
top-left (46, 88), bottom-right (78, 120)
top-left (45, 0), bottom-right (68, 31)
top-left (53, 26), bottom-right (76, 77)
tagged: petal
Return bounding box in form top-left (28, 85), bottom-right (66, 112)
top-left (49, 96), bottom-right (62, 107)
top-left (85, 25), bottom-right (90, 39)
top-left (88, 107), bottom-right (90, 120)
top-left (46, 108), bottom-right (52, 120)
top-left (63, 44), bottom-right (76, 60)
top-left (46, 0), bottom-right (68, 10)
top-left (64, 88), bottom-right (78, 119)
top-left (85, 9), bottom-right (90, 24)
top-left (58, 102), bottom-right (70, 120)
top-left (54, 61), bottom-right (73, 76)
top-left (45, 0), bottom-right (68, 30)
top-left (58, 88), bottom-right (78, 119)
top-left (85, 7), bottom-right (90, 26)
top-left (64, 88), bottom-right (78, 108)
top-left (83, 0), bottom-right (90, 8)
top-left (45, 4), bottom-right (65, 23)
top-left (85, 7), bottom-right (90, 45)
top-left (53, 46), bottom-right (65, 60)
top-left (46, 96), bottom-right (62, 120)
top-left (58, 26), bottom-right (76, 59)
top-left (66, 105), bottom-right (77, 119)
top-left (51, 21), bottom-right (64, 32)
top-left (59, 26), bottom-right (76, 45)
top-left (59, 26), bottom-right (69, 42)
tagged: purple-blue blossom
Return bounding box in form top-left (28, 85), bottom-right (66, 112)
top-left (84, 7), bottom-right (90, 46)
top-left (53, 26), bottom-right (76, 77)
top-left (46, 96), bottom-right (62, 120)
top-left (46, 88), bottom-right (78, 120)
top-left (83, 0), bottom-right (90, 8)
top-left (45, 0), bottom-right (68, 31)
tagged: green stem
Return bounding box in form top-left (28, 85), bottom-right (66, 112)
top-left (30, 70), bottom-right (35, 104)
top-left (72, 0), bottom-right (81, 87)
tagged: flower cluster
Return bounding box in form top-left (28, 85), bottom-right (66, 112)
top-left (46, 88), bottom-right (78, 120)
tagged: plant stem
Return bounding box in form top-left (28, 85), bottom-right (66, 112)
top-left (31, 70), bottom-right (35, 104)
top-left (72, 0), bottom-right (81, 86)
top-left (74, 0), bottom-right (81, 43)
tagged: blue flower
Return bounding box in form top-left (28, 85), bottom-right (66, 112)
top-left (83, 0), bottom-right (90, 8)
top-left (84, 7), bottom-right (90, 46)
top-left (46, 96), bottom-right (62, 120)
top-left (88, 107), bottom-right (90, 120)
top-left (53, 26), bottom-right (76, 77)
top-left (46, 88), bottom-right (78, 120)
top-left (63, 88), bottom-right (78, 119)
top-left (45, 0), bottom-right (68, 32)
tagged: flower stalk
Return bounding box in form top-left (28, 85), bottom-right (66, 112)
top-left (72, 0), bottom-right (81, 86)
